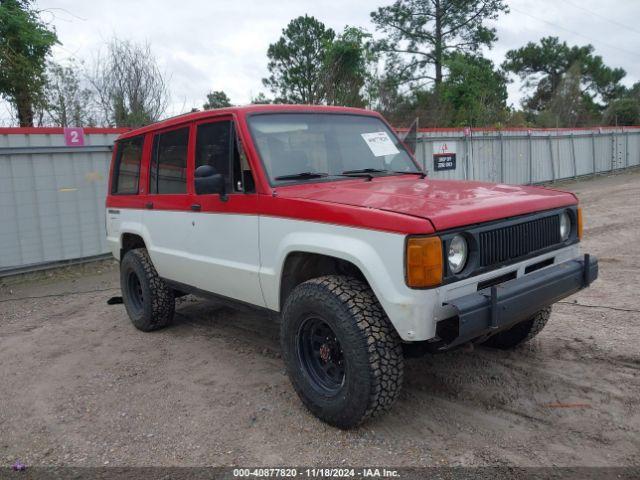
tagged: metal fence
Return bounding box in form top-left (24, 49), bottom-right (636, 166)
top-left (0, 128), bottom-right (125, 273)
top-left (1, 125), bottom-right (639, 274)
top-left (415, 126), bottom-right (640, 184)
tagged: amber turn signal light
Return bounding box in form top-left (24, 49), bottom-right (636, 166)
top-left (577, 207), bottom-right (583, 240)
top-left (406, 236), bottom-right (443, 288)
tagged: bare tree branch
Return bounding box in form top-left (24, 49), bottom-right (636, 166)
top-left (87, 38), bottom-right (169, 127)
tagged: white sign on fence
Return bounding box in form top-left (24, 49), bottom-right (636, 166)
top-left (433, 141), bottom-right (457, 171)
top-left (433, 141), bottom-right (457, 155)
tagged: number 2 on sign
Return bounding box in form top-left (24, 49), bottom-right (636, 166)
top-left (64, 127), bottom-right (85, 147)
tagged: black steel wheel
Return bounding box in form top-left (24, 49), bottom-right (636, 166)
top-left (281, 275), bottom-right (403, 429)
top-left (126, 270), bottom-right (144, 315)
top-left (297, 316), bottom-right (345, 395)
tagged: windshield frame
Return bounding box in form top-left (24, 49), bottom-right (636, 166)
top-left (245, 111), bottom-right (422, 187)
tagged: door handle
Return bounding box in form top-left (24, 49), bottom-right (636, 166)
top-left (190, 204), bottom-right (201, 211)
top-left (145, 202), bottom-right (154, 209)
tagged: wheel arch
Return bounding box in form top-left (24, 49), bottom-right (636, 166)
top-left (279, 251), bottom-right (368, 311)
top-left (120, 232), bottom-right (147, 261)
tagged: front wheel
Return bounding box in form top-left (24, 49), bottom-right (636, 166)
top-left (281, 275), bottom-right (404, 429)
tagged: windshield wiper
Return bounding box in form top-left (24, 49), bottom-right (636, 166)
top-left (274, 171), bottom-right (329, 181)
top-left (340, 168), bottom-right (386, 181)
top-left (275, 169), bottom-right (425, 182)
top-left (342, 168), bottom-right (426, 179)
top-left (390, 170), bottom-right (427, 179)
top-left (342, 168), bottom-right (387, 175)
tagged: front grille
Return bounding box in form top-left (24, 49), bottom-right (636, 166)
top-left (479, 215), bottom-right (560, 266)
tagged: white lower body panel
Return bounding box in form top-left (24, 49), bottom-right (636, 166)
top-left (107, 208), bottom-right (582, 342)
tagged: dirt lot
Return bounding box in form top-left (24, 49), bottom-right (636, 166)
top-left (1, 170), bottom-right (639, 468)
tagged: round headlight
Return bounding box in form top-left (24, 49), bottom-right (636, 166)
top-left (447, 235), bottom-right (468, 274)
top-left (559, 211), bottom-right (571, 241)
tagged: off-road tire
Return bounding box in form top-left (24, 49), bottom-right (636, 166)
top-left (482, 306), bottom-right (552, 350)
top-left (281, 275), bottom-right (404, 429)
top-left (120, 248), bottom-right (175, 331)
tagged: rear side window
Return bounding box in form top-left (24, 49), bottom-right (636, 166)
top-left (150, 127), bottom-right (189, 194)
top-left (111, 136), bottom-right (143, 194)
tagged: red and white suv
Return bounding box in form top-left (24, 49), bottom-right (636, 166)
top-left (106, 105), bottom-right (598, 428)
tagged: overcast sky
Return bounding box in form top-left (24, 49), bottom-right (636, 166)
top-left (8, 0), bottom-right (640, 122)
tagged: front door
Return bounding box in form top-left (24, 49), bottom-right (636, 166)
top-left (184, 117), bottom-right (264, 307)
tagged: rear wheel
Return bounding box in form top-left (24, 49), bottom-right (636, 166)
top-left (482, 306), bottom-right (551, 349)
top-left (281, 275), bottom-right (404, 429)
top-left (120, 248), bottom-right (175, 331)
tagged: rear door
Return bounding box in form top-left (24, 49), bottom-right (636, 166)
top-left (143, 124), bottom-right (194, 282)
top-left (184, 116), bottom-right (264, 306)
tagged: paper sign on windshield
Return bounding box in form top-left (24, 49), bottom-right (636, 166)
top-left (361, 132), bottom-right (400, 157)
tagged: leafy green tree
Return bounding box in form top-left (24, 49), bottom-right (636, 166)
top-left (504, 110), bottom-right (530, 128)
top-left (366, 73), bottom-right (413, 121)
top-left (536, 64), bottom-right (598, 127)
top-left (503, 37), bottom-right (626, 117)
top-left (370, 0), bottom-right (508, 88)
top-left (408, 89), bottom-right (453, 127)
top-left (603, 82), bottom-right (640, 126)
top-left (604, 98), bottom-right (640, 126)
top-left (377, 54), bottom-right (508, 128)
top-left (250, 92), bottom-right (271, 104)
top-left (0, 0), bottom-right (58, 126)
top-left (203, 90), bottom-right (232, 109)
top-left (44, 60), bottom-right (95, 127)
top-left (263, 15), bottom-right (335, 104)
top-left (322, 27), bottom-right (372, 107)
top-left (439, 53), bottom-right (508, 126)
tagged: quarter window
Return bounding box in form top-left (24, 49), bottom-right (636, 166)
top-left (111, 136), bottom-right (143, 194)
top-left (150, 127), bottom-right (189, 194)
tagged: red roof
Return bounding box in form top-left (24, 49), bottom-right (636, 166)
top-left (116, 104), bottom-right (381, 140)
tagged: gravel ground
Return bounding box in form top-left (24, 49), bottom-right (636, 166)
top-left (0, 170), bottom-right (639, 468)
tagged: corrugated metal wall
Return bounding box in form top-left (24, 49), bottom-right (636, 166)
top-left (0, 129), bottom-right (124, 273)
top-left (1, 126), bottom-right (639, 274)
top-left (416, 127), bottom-right (640, 183)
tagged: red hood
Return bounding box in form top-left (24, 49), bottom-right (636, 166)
top-left (275, 176), bottom-right (577, 231)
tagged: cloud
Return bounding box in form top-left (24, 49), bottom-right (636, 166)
top-left (3, 0), bottom-right (638, 124)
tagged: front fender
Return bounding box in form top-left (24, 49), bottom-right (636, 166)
top-left (259, 217), bottom-right (438, 341)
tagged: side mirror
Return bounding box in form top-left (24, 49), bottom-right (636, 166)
top-left (194, 165), bottom-right (227, 200)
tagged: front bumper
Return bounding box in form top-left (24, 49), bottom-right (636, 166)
top-left (443, 254), bottom-right (598, 347)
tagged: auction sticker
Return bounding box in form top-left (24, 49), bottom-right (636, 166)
top-left (361, 131), bottom-right (399, 157)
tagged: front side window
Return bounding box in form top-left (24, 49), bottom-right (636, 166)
top-left (247, 114), bottom-right (419, 184)
top-left (195, 120), bottom-right (251, 193)
top-left (196, 121), bottom-right (232, 180)
top-left (150, 127), bottom-right (189, 194)
top-left (112, 136), bottom-right (144, 194)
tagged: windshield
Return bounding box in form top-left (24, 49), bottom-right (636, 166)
top-left (247, 113), bottom-right (420, 184)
